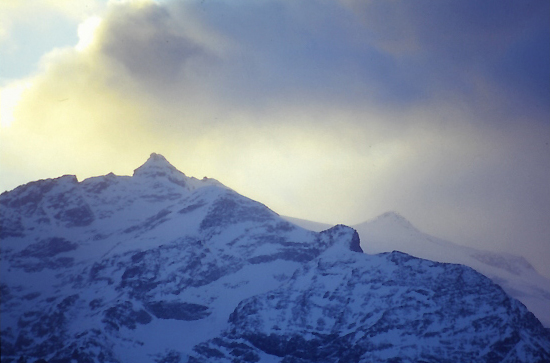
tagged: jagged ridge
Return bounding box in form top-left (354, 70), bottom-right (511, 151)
top-left (1, 154), bottom-right (548, 363)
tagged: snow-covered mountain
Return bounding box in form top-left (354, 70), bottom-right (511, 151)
top-left (1, 154), bottom-right (549, 362)
top-left (285, 212), bottom-right (550, 329)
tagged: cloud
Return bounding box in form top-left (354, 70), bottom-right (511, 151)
top-left (97, 3), bottom-right (211, 90)
top-left (341, 0), bottom-right (550, 113)
top-left (0, 0), bottom-right (105, 78)
top-left (1, 0), bottom-right (549, 277)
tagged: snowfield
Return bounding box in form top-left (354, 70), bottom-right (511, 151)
top-left (1, 154), bottom-right (549, 362)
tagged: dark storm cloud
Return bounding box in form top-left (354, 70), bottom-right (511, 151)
top-left (84, 1), bottom-right (423, 113)
top-left (345, 0), bottom-right (550, 116)
top-left (97, 2), bottom-right (215, 92)
top-left (91, 0), bottom-right (549, 123)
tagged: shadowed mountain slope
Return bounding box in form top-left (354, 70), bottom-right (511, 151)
top-left (1, 154), bottom-right (549, 362)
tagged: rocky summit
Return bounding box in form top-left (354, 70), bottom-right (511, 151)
top-left (1, 154), bottom-right (549, 363)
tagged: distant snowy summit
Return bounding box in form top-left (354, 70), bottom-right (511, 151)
top-left (287, 210), bottom-right (550, 328)
top-left (1, 154), bottom-right (549, 362)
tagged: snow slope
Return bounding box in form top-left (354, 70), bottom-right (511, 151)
top-left (284, 212), bottom-right (550, 328)
top-left (1, 154), bottom-right (549, 362)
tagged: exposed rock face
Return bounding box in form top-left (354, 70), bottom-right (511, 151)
top-left (1, 154), bottom-right (549, 362)
top-left (201, 251), bottom-right (548, 362)
top-left (346, 211), bottom-right (550, 328)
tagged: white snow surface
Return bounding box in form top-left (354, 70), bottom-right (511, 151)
top-left (1, 154), bottom-right (549, 362)
top-left (0, 154), bottom-right (352, 361)
top-left (285, 211), bottom-right (550, 328)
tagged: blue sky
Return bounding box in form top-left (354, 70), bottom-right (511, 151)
top-left (1, 0), bottom-right (549, 277)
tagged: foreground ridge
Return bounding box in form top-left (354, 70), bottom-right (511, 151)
top-left (1, 154), bottom-right (549, 362)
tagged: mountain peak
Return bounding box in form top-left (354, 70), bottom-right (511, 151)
top-left (377, 211), bottom-right (411, 224)
top-left (133, 153), bottom-right (182, 177)
top-left (132, 153), bottom-right (191, 188)
top-left (356, 211), bottom-right (416, 230)
top-left (2, 156), bottom-right (550, 361)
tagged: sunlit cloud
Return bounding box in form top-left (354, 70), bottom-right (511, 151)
top-left (0, 80), bottom-right (32, 128)
top-left (0, 0), bottom-right (548, 277)
top-left (76, 16), bottom-right (103, 51)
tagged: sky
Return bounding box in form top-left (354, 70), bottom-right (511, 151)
top-left (1, 0), bottom-right (549, 278)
